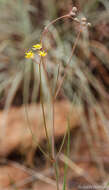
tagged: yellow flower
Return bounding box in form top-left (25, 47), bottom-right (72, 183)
top-left (32, 43), bottom-right (42, 50)
top-left (39, 50), bottom-right (47, 57)
top-left (25, 50), bottom-right (34, 59)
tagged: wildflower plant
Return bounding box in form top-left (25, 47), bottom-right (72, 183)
top-left (25, 6), bottom-right (91, 190)
top-left (0, 0), bottom-right (108, 189)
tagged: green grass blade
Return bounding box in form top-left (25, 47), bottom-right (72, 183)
top-left (54, 161), bottom-right (59, 190)
top-left (63, 118), bottom-right (70, 190)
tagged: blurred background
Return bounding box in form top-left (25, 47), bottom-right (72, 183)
top-left (0, 0), bottom-right (109, 190)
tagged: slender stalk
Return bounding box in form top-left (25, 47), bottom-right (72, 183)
top-left (52, 102), bottom-right (55, 159)
top-left (54, 63), bottom-right (61, 96)
top-left (63, 119), bottom-right (70, 190)
top-left (39, 61), bottom-right (51, 156)
top-left (41, 59), bottom-right (59, 190)
top-left (24, 104), bottom-right (50, 161)
top-left (52, 63), bottom-right (61, 158)
top-left (41, 60), bottom-right (55, 160)
top-left (41, 13), bottom-right (80, 46)
top-left (54, 30), bottom-right (81, 100)
top-left (56, 129), bottom-right (67, 160)
top-left (54, 162), bottom-right (59, 190)
top-left (41, 14), bottom-right (70, 45)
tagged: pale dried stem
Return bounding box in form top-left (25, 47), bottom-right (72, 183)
top-left (54, 30), bottom-right (81, 100)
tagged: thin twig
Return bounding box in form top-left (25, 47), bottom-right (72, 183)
top-left (54, 30), bottom-right (81, 100)
top-left (41, 14), bottom-right (70, 45)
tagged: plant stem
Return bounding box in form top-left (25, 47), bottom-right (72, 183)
top-left (41, 60), bottom-right (55, 160)
top-left (56, 129), bottom-right (67, 160)
top-left (24, 104), bottom-right (51, 161)
top-left (41, 14), bottom-right (70, 45)
top-left (54, 30), bottom-right (81, 100)
top-left (52, 102), bottom-right (55, 159)
top-left (63, 119), bottom-right (70, 190)
top-left (54, 161), bottom-right (59, 190)
top-left (41, 59), bottom-right (59, 190)
top-left (39, 62), bottom-right (51, 156)
top-left (54, 63), bottom-right (61, 96)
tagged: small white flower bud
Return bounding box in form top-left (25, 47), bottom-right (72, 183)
top-left (81, 17), bottom-right (87, 22)
top-left (87, 22), bottom-right (91, 27)
top-left (72, 7), bottom-right (77, 12)
top-left (73, 17), bottom-right (79, 23)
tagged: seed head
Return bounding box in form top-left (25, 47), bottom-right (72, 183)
top-left (72, 6), bottom-right (77, 13)
top-left (87, 22), bottom-right (91, 27)
top-left (81, 17), bottom-right (87, 22)
top-left (73, 17), bottom-right (79, 23)
top-left (70, 6), bottom-right (77, 17)
top-left (80, 17), bottom-right (91, 31)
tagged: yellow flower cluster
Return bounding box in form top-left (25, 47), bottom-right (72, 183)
top-left (39, 50), bottom-right (47, 57)
top-left (25, 43), bottom-right (47, 59)
top-left (25, 51), bottom-right (34, 59)
top-left (32, 43), bottom-right (42, 50)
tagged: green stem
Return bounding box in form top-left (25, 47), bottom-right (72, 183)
top-left (41, 60), bottom-right (59, 190)
top-left (41, 61), bottom-right (55, 160)
top-left (39, 62), bottom-right (51, 156)
top-left (54, 161), bottom-right (59, 190)
top-left (24, 104), bottom-right (50, 161)
top-left (52, 102), bottom-right (55, 159)
top-left (56, 129), bottom-right (67, 160)
top-left (63, 119), bottom-right (70, 190)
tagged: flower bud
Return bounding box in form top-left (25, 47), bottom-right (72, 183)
top-left (87, 22), bottom-right (91, 27)
top-left (81, 17), bottom-right (87, 22)
top-left (72, 6), bottom-right (77, 13)
top-left (74, 17), bottom-right (79, 23)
